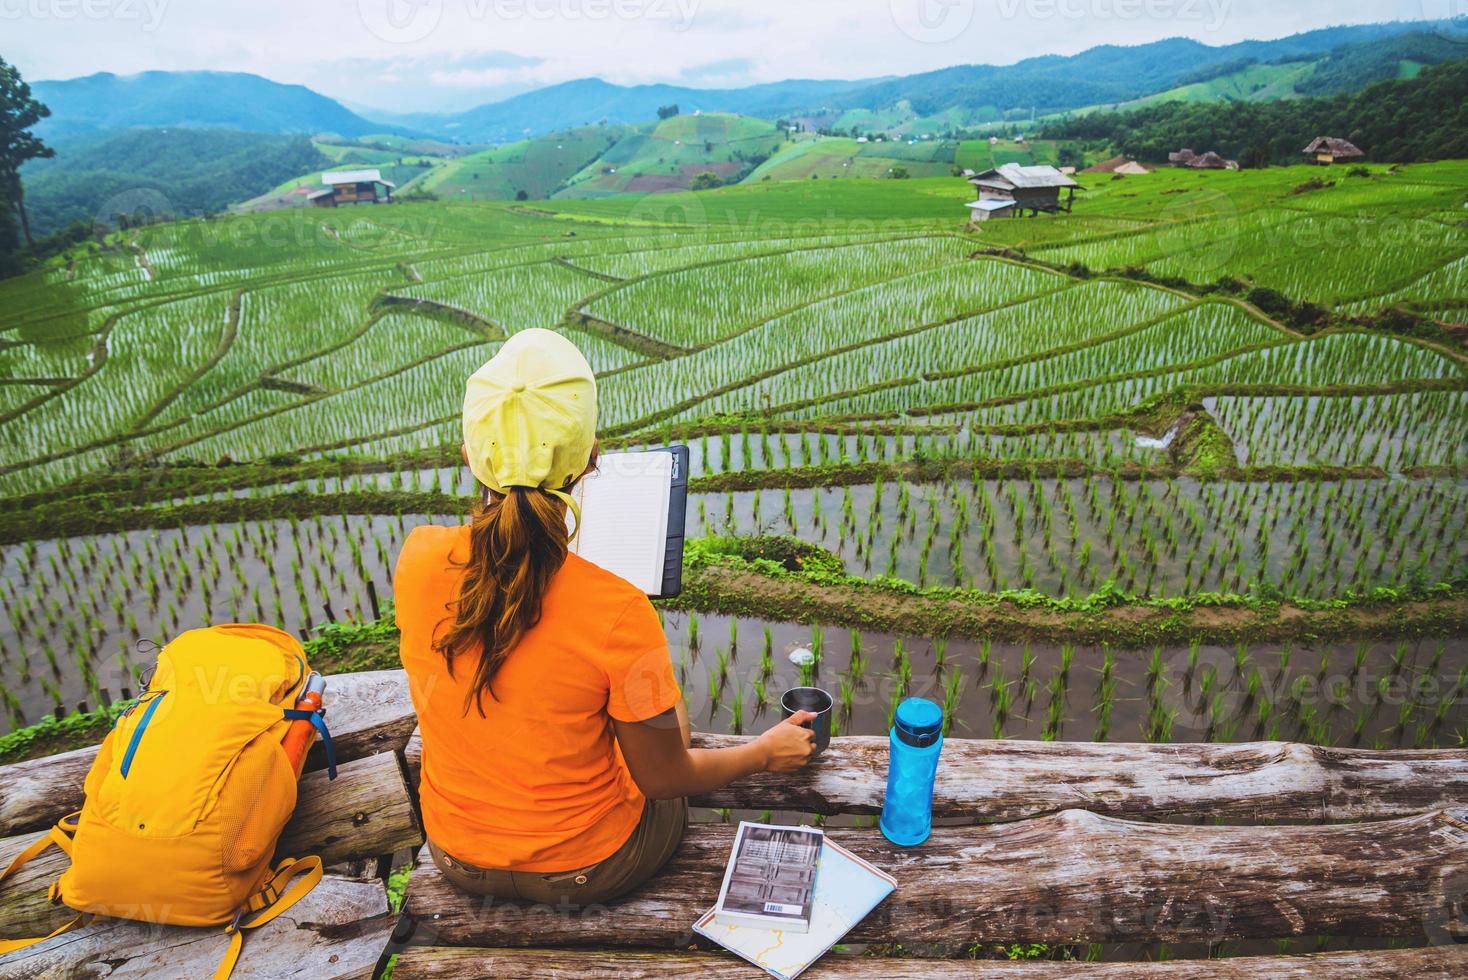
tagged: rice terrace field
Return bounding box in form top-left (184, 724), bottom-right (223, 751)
top-left (1, 162), bottom-right (1466, 767)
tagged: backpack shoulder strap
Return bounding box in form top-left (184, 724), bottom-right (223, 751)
top-left (0, 812), bottom-right (85, 957)
top-left (212, 855), bottom-right (324, 980)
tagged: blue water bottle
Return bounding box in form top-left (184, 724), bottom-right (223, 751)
top-left (880, 698), bottom-right (944, 847)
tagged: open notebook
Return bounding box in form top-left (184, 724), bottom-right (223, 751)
top-left (694, 836), bottom-right (897, 980)
top-left (568, 447), bottom-right (689, 598)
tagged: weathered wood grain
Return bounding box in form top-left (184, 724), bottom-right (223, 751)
top-left (405, 728), bottom-right (1468, 824)
top-left (0, 669), bottom-right (416, 837)
top-left (0, 751), bottom-right (420, 941)
top-left (390, 945), bottom-right (1468, 979)
top-left (0, 873), bottom-right (392, 979)
top-left (0, 744), bottom-right (95, 840)
top-left (305, 669), bottom-right (417, 771)
top-left (278, 749), bottom-right (423, 866)
top-left (401, 809), bottom-right (1468, 948)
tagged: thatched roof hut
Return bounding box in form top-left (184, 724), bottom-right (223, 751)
top-left (1303, 137), bottom-right (1365, 165)
top-left (1187, 151), bottom-right (1237, 171)
top-left (1084, 155), bottom-right (1151, 175)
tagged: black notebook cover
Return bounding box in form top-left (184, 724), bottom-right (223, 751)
top-left (655, 445), bottom-right (690, 600)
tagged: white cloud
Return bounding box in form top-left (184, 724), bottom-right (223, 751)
top-left (4, 0), bottom-right (1446, 113)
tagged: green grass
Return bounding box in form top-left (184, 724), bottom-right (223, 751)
top-left (424, 126), bottom-right (631, 201)
top-left (558, 114), bottom-right (789, 196)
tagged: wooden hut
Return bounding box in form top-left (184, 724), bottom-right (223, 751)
top-left (966, 163), bottom-right (1078, 222)
top-left (1168, 148), bottom-right (1197, 167)
top-left (1187, 151), bottom-right (1238, 171)
top-left (1083, 155), bottom-right (1151, 176)
top-left (1303, 137), bottom-right (1365, 165)
top-left (309, 169), bottom-right (397, 207)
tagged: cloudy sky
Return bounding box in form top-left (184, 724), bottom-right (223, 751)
top-left (3, 0), bottom-right (1455, 113)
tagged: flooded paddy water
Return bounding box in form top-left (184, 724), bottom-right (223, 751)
top-left (2, 505), bottom-right (1464, 750)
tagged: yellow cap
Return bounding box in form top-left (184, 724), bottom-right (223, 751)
top-left (462, 329), bottom-right (597, 520)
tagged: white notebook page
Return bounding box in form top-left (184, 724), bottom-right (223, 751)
top-left (569, 451), bottom-right (674, 595)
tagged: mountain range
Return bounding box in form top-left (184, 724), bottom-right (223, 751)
top-left (31, 19), bottom-right (1467, 145)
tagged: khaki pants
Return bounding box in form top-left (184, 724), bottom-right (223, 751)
top-left (428, 796), bottom-right (687, 906)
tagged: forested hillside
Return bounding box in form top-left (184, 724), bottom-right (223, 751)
top-left (22, 129), bottom-right (328, 236)
top-left (30, 71), bottom-right (389, 140)
top-left (1043, 58), bottom-right (1468, 165)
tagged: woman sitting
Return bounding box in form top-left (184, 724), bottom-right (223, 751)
top-left (395, 328), bottom-right (816, 906)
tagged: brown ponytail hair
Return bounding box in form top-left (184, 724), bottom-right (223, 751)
top-left (436, 446), bottom-right (598, 716)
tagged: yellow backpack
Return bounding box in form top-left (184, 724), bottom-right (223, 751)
top-left (0, 624), bottom-right (338, 978)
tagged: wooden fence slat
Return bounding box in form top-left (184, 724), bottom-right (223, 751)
top-left (0, 669), bottom-right (417, 837)
top-left (404, 728), bottom-right (1468, 824)
top-left (0, 873), bottom-right (392, 979)
top-left (401, 809), bottom-right (1468, 948)
top-left (0, 751), bottom-right (421, 941)
top-left (390, 945), bottom-right (1468, 979)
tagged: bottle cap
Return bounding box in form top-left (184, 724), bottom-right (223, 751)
top-left (894, 698), bottom-right (943, 747)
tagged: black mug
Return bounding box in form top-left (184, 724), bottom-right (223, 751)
top-left (781, 687), bottom-right (834, 755)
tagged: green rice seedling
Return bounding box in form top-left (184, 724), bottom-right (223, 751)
top-left (798, 659), bottom-right (815, 688)
top-left (729, 619), bottom-right (739, 658)
top-left (729, 682), bottom-right (745, 735)
top-left (1390, 641), bottom-right (1410, 678)
top-left (715, 646), bottom-right (730, 682)
top-left (942, 668), bottom-right (964, 733)
top-left (990, 663), bottom-right (1012, 738)
top-left (1043, 674), bottom-right (1066, 741)
top-left (1351, 640), bottom-right (1370, 679)
top-left (1094, 674), bottom-right (1114, 742)
top-left (887, 684), bottom-right (904, 732)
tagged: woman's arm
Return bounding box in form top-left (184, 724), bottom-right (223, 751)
top-left (614, 706), bottom-right (818, 801)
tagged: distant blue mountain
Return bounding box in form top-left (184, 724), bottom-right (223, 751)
top-left (31, 71), bottom-right (398, 140)
top-left (381, 76), bottom-right (884, 143)
top-left (31, 20), bottom-right (1465, 145)
top-left (390, 20), bottom-right (1467, 140)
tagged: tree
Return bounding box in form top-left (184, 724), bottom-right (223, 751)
top-left (657, 104), bottom-right (680, 120)
top-left (689, 171), bottom-right (722, 191)
top-left (889, 167), bottom-right (910, 180)
top-left (515, 189), bottom-right (529, 201)
top-left (0, 58), bottom-right (53, 252)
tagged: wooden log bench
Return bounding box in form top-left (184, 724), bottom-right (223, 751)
top-left (0, 671), bottom-right (422, 979)
top-left (4, 669), bottom-right (1468, 977)
top-left (397, 729), bottom-right (1468, 977)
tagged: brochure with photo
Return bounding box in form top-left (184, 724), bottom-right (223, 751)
top-left (695, 832), bottom-right (897, 980)
top-left (711, 822), bottom-right (824, 933)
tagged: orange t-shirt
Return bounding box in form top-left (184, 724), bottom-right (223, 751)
top-left (394, 523), bottom-right (681, 872)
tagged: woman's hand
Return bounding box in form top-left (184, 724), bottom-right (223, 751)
top-left (757, 712), bottom-right (818, 773)
top-left (615, 703), bottom-right (816, 800)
